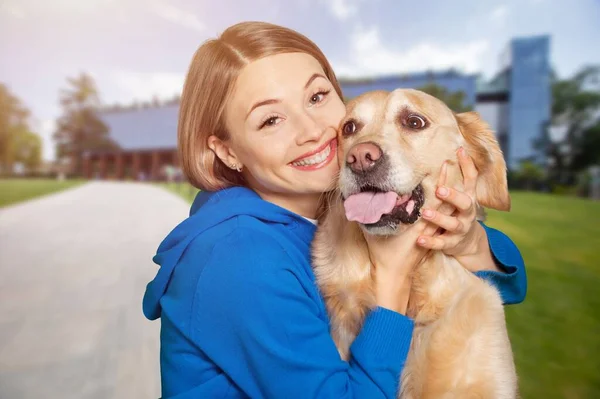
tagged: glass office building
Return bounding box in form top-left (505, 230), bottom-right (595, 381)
top-left (507, 36), bottom-right (551, 168)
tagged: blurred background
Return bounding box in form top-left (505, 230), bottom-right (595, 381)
top-left (1, 0), bottom-right (599, 398)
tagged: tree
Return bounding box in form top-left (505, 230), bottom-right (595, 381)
top-left (417, 83), bottom-right (472, 113)
top-left (541, 65), bottom-right (600, 185)
top-left (0, 84), bottom-right (42, 174)
top-left (514, 160), bottom-right (546, 191)
top-left (53, 73), bottom-right (118, 176)
top-left (12, 129), bottom-right (42, 171)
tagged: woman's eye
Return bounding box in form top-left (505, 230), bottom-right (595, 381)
top-left (407, 115), bottom-right (426, 129)
top-left (309, 91), bottom-right (329, 105)
top-left (342, 120), bottom-right (357, 136)
top-left (260, 116), bottom-right (280, 129)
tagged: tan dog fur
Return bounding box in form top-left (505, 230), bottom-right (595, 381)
top-left (312, 89), bottom-right (517, 398)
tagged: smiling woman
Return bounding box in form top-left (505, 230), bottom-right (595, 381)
top-left (176, 24), bottom-right (347, 218)
top-left (143, 21), bottom-right (527, 399)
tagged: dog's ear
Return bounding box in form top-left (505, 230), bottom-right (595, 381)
top-left (455, 111), bottom-right (511, 211)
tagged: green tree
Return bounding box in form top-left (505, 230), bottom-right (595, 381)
top-left (541, 65), bottom-right (600, 185)
top-left (0, 84), bottom-right (42, 174)
top-left (12, 129), bottom-right (42, 171)
top-left (514, 160), bottom-right (546, 191)
top-left (417, 83), bottom-right (472, 113)
top-left (53, 73), bottom-right (117, 176)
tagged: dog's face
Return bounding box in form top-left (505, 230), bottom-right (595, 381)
top-left (337, 88), bottom-right (510, 236)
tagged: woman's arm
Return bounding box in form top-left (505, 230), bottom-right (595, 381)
top-left (190, 228), bottom-right (412, 399)
top-left (471, 222), bottom-right (527, 304)
top-left (417, 148), bottom-right (527, 304)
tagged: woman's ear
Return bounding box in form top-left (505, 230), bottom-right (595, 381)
top-left (207, 135), bottom-right (243, 170)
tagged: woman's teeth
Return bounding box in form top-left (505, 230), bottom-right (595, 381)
top-left (292, 142), bottom-right (331, 167)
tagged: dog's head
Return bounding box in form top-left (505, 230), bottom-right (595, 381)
top-left (338, 88), bottom-right (510, 236)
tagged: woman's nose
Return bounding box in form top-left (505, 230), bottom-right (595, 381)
top-left (295, 113), bottom-right (324, 145)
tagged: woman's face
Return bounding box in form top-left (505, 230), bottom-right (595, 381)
top-left (222, 52), bottom-right (346, 213)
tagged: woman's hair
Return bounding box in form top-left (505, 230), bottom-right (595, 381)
top-left (178, 21), bottom-right (343, 191)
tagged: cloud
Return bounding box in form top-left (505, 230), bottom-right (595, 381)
top-left (490, 5), bottom-right (509, 24)
top-left (110, 71), bottom-right (185, 102)
top-left (2, 4), bottom-right (26, 19)
top-left (150, 1), bottom-right (205, 32)
top-left (324, 0), bottom-right (361, 20)
top-left (332, 26), bottom-right (490, 78)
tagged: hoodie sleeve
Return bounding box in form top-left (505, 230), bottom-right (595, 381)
top-left (189, 227), bottom-right (413, 399)
top-left (474, 222), bottom-right (527, 305)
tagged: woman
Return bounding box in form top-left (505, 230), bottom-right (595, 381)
top-left (143, 21), bottom-right (526, 399)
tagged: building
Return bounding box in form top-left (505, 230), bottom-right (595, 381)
top-left (340, 70), bottom-right (478, 107)
top-left (83, 105), bottom-right (179, 180)
top-left (481, 35), bottom-right (551, 169)
top-left (84, 35), bottom-right (551, 180)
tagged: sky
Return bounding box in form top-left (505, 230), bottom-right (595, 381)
top-left (1, 0), bottom-right (599, 161)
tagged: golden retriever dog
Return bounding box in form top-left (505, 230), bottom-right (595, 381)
top-left (312, 89), bottom-right (517, 398)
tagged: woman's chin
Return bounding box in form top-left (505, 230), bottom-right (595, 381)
top-left (290, 164), bottom-right (339, 192)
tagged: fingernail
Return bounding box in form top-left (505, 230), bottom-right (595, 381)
top-left (422, 209), bottom-right (434, 218)
top-left (438, 186), bottom-right (449, 197)
top-left (418, 237), bottom-right (426, 245)
top-left (458, 147), bottom-right (468, 157)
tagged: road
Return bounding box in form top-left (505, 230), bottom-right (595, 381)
top-left (0, 182), bottom-right (190, 398)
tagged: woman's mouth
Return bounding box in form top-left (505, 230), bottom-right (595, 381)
top-left (289, 139), bottom-right (337, 171)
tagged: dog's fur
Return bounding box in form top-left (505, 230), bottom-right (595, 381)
top-left (312, 89), bottom-right (517, 398)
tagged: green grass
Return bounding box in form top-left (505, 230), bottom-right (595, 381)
top-left (156, 181), bottom-right (200, 204)
top-left (486, 192), bottom-right (600, 399)
top-left (158, 185), bottom-right (600, 398)
top-left (0, 178), bottom-right (86, 208)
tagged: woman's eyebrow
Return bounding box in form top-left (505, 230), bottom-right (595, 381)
top-left (246, 98), bottom-right (281, 120)
top-left (305, 73), bottom-right (327, 89)
top-left (245, 73), bottom-right (327, 120)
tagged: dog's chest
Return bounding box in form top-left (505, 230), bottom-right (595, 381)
top-left (407, 252), bottom-right (474, 323)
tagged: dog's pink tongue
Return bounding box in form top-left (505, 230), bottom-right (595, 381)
top-left (344, 191), bottom-right (397, 224)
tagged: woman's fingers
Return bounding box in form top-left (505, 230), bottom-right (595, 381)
top-left (435, 185), bottom-right (474, 213)
top-left (417, 234), bottom-right (460, 250)
top-left (421, 208), bottom-right (464, 233)
top-left (457, 147), bottom-right (478, 196)
top-left (437, 161), bottom-right (448, 187)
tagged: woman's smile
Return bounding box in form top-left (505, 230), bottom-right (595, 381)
top-left (289, 138), bottom-right (337, 171)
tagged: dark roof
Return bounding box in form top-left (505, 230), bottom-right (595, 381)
top-left (99, 104), bottom-right (178, 151)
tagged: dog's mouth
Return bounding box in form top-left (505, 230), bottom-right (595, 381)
top-left (343, 184), bottom-right (425, 227)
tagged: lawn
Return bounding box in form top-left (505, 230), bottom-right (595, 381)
top-left (160, 185), bottom-right (600, 398)
top-left (0, 178), bottom-right (86, 208)
top-left (156, 181), bottom-right (200, 204)
top-left (486, 192), bottom-right (600, 399)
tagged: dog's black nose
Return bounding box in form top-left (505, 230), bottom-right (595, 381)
top-left (347, 142), bottom-right (382, 173)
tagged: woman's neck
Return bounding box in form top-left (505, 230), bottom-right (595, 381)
top-left (254, 189), bottom-right (321, 220)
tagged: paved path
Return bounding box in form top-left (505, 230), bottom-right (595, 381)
top-left (0, 182), bottom-right (190, 399)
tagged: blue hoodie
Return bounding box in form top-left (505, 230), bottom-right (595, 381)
top-left (143, 187), bottom-right (526, 399)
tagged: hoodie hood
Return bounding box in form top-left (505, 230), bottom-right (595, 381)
top-left (142, 186), bottom-right (302, 320)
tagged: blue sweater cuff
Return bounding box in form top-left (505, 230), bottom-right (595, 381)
top-left (475, 222), bottom-right (527, 305)
top-left (350, 307), bottom-right (414, 365)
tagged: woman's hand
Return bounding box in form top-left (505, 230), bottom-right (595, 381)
top-left (416, 147), bottom-right (501, 273)
top-left (364, 217), bottom-right (434, 314)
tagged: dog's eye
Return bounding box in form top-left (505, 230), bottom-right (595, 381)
top-left (342, 120), bottom-right (357, 136)
top-left (407, 115), bottom-right (426, 129)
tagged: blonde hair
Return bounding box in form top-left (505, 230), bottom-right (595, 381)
top-left (178, 21), bottom-right (343, 191)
